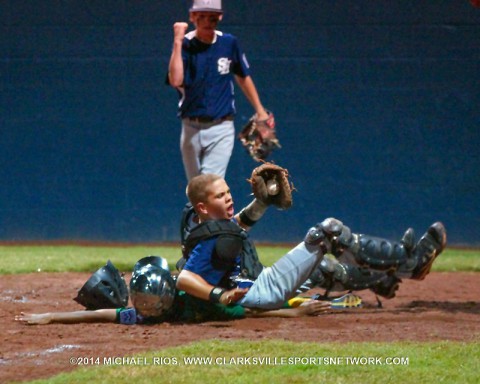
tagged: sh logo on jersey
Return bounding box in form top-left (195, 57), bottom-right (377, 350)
top-left (217, 58), bottom-right (231, 75)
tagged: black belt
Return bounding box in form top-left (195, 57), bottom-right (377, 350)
top-left (186, 115), bottom-right (234, 124)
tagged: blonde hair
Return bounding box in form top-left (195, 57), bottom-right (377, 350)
top-left (186, 173), bottom-right (222, 207)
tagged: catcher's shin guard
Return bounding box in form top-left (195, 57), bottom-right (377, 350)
top-left (307, 256), bottom-right (401, 299)
top-left (348, 229), bottom-right (417, 272)
top-left (314, 217), bottom-right (416, 273)
top-left (335, 221), bottom-right (446, 279)
top-left (328, 263), bottom-right (399, 297)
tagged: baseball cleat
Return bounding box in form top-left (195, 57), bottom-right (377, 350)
top-left (411, 222), bottom-right (447, 280)
top-left (330, 293), bottom-right (363, 309)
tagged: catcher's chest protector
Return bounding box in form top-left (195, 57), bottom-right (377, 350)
top-left (178, 204), bottom-right (264, 280)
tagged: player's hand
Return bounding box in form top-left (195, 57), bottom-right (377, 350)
top-left (255, 109), bottom-right (269, 121)
top-left (220, 288), bottom-right (249, 305)
top-left (173, 22), bottom-right (189, 42)
top-left (15, 312), bottom-right (52, 325)
top-left (294, 300), bottom-right (331, 316)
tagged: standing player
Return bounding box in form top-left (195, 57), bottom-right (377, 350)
top-left (167, 0), bottom-right (271, 180)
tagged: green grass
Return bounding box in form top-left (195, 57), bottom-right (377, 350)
top-left (0, 244), bottom-right (478, 275)
top-left (0, 244), bottom-right (301, 274)
top-left (23, 339), bottom-right (480, 384)
top-left (430, 248), bottom-right (480, 272)
top-left (0, 244), bottom-right (181, 274)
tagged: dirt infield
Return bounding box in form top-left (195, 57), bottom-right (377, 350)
top-left (1, 272), bottom-right (479, 383)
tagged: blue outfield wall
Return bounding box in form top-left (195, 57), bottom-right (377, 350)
top-left (1, 1), bottom-right (479, 245)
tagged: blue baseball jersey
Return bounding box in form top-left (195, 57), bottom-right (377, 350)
top-left (174, 30), bottom-right (251, 120)
top-left (183, 236), bottom-right (241, 287)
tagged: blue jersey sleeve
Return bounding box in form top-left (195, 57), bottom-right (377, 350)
top-left (183, 237), bottom-right (228, 286)
top-left (230, 36), bottom-right (250, 78)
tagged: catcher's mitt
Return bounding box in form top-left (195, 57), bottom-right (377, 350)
top-left (249, 162), bottom-right (293, 210)
top-left (238, 111), bottom-right (281, 161)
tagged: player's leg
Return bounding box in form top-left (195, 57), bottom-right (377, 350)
top-left (334, 221), bottom-right (447, 278)
top-left (306, 256), bottom-right (401, 299)
top-left (180, 119), bottom-right (203, 180)
top-left (239, 221), bottom-right (337, 309)
top-left (199, 120), bottom-right (234, 178)
top-left (305, 219), bottom-right (447, 298)
top-left (239, 242), bottom-right (323, 309)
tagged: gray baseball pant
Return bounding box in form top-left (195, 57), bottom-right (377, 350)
top-left (180, 118), bottom-right (235, 181)
top-left (239, 242), bottom-right (323, 310)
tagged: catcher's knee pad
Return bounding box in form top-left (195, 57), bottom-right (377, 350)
top-left (307, 254), bottom-right (348, 288)
top-left (304, 217), bottom-right (344, 254)
top-left (331, 225), bottom-right (355, 255)
top-left (318, 217), bottom-right (344, 238)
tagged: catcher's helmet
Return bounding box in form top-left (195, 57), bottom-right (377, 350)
top-left (130, 256), bottom-right (176, 319)
top-left (74, 260), bottom-right (129, 310)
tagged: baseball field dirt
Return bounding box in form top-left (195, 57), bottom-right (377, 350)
top-left (1, 272), bottom-right (479, 382)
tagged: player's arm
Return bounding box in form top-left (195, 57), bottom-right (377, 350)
top-left (168, 22), bottom-right (188, 88)
top-left (235, 198), bottom-right (269, 230)
top-left (15, 308), bottom-right (117, 325)
top-left (176, 269), bottom-right (248, 305)
top-left (235, 75), bottom-right (269, 120)
top-left (245, 300), bottom-right (331, 318)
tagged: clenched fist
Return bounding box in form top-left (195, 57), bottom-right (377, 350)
top-left (173, 22), bottom-right (189, 42)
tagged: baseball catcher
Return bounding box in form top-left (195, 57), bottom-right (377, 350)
top-left (238, 111), bottom-right (281, 161)
top-left (176, 163), bottom-right (292, 283)
top-left (176, 163), bottom-right (447, 311)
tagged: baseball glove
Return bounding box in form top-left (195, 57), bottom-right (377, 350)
top-left (249, 162), bottom-right (293, 210)
top-left (238, 111), bottom-right (281, 161)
